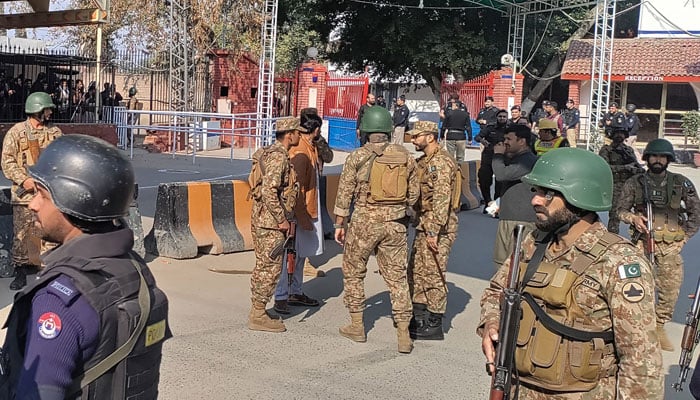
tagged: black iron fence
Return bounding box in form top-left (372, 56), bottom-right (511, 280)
top-left (0, 45), bottom-right (211, 124)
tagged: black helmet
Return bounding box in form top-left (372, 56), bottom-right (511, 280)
top-left (28, 135), bottom-right (135, 222)
top-left (626, 103), bottom-right (636, 113)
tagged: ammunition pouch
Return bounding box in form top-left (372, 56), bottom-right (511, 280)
top-left (515, 232), bottom-right (622, 392)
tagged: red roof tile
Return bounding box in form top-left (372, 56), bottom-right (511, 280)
top-left (561, 38), bottom-right (700, 81)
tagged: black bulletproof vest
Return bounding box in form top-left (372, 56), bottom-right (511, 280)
top-left (0, 252), bottom-right (171, 400)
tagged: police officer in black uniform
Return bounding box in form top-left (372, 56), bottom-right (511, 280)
top-left (475, 109), bottom-right (509, 212)
top-left (476, 96), bottom-right (498, 131)
top-left (440, 96), bottom-right (472, 162)
top-left (600, 102), bottom-right (626, 138)
top-left (0, 134), bottom-right (171, 400)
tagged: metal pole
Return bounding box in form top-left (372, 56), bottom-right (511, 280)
top-left (95, 25), bottom-right (102, 122)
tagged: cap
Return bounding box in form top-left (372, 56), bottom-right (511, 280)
top-left (538, 118), bottom-right (558, 131)
top-left (510, 105), bottom-right (521, 111)
top-left (542, 100), bottom-right (551, 106)
top-left (410, 121), bottom-right (438, 136)
top-left (567, 98), bottom-right (575, 104)
top-left (399, 95), bottom-right (406, 100)
top-left (610, 102), bottom-right (619, 108)
top-left (276, 117), bottom-right (308, 133)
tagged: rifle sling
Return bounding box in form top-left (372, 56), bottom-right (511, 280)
top-left (522, 292), bottom-right (614, 342)
top-left (519, 232), bottom-right (551, 291)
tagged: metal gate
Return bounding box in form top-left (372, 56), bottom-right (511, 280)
top-left (323, 73), bottom-right (369, 151)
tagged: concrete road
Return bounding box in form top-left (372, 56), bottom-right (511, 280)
top-left (1, 145), bottom-right (699, 399)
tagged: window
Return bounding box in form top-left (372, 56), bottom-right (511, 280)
top-left (627, 83), bottom-right (662, 109)
top-left (666, 84), bottom-right (698, 111)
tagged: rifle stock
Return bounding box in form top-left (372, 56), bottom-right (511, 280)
top-left (673, 274), bottom-right (700, 391)
top-left (489, 224), bottom-right (526, 400)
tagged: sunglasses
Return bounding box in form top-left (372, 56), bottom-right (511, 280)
top-left (531, 186), bottom-right (557, 201)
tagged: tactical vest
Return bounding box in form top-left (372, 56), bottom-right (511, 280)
top-left (19, 121), bottom-right (60, 166)
top-left (534, 137), bottom-right (565, 156)
top-left (633, 173), bottom-right (686, 242)
top-left (0, 253), bottom-right (171, 400)
top-left (515, 232), bottom-right (621, 392)
top-left (248, 145), bottom-right (298, 214)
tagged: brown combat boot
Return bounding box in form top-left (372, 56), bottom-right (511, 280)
top-left (248, 304), bottom-right (286, 333)
top-left (339, 312), bottom-right (366, 342)
top-left (656, 324), bottom-right (674, 351)
top-left (396, 321), bottom-right (413, 354)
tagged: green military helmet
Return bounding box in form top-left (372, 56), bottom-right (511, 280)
top-left (643, 138), bottom-right (675, 162)
top-left (128, 87), bottom-right (137, 97)
top-left (25, 92), bottom-right (55, 114)
top-left (522, 148), bottom-right (613, 212)
top-left (360, 106), bottom-right (392, 134)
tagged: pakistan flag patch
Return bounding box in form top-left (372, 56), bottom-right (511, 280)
top-left (618, 263), bottom-right (641, 279)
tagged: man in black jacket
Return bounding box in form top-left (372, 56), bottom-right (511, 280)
top-left (356, 93), bottom-right (376, 146)
top-left (440, 97), bottom-right (471, 162)
top-left (392, 95), bottom-right (410, 145)
top-left (475, 109), bottom-right (509, 212)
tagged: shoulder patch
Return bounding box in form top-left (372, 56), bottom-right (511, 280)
top-left (618, 263), bottom-right (641, 280)
top-left (47, 277), bottom-right (80, 306)
top-left (684, 179), bottom-right (697, 196)
top-left (621, 282), bottom-right (645, 303)
top-left (37, 312), bottom-right (62, 339)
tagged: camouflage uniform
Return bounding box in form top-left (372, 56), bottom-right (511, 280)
top-left (479, 222), bottom-right (663, 399)
top-left (1, 120), bottom-right (62, 267)
top-left (617, 171), bottom-right (700, 326)
top-left (598, 142), bottom-right (643, 233)
top-left (250, 141), bottom-right (298, 307)
top-left (408, 145), bottom-right (458, 314)
top-left (334, 141), bottom-right (419, 323)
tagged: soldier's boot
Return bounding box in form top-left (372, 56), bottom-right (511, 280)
top-left (339, 312), bottom-right (366, 342)
top-left (9, 265), bottom-right (27, 291)
top-left (409, 303), bottom-right (428, 338)
top-left (396, 321), bottom-right (413, 354)
top-left (413, 312), bottom-right (444, 341)
top-left (656, 324), bottom-right (674, 352)
top-left (247, 304), bottom-right (286, 333)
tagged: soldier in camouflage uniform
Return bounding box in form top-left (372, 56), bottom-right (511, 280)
top-left (479, 148), bottom-right (662, 399)
top-left (333, 106), bottom-right (419, 353)
top-left (248, 117), bottom-right (302, 333)
top-left (598, 126), bottom-right (644, 233)
top-left (406, 121), bottom-right (459, 341)
top-left (618, 138), bottom-right (700, 351)
top-left (1, 92), bottom-right (62, 290)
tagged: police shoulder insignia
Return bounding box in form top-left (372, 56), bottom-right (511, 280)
top-left (618, 263), bottom-right (641, 279)
top-left (621, 282), bottom-right (645, 303)
top-left (37, 312), bottom-right (62, 339)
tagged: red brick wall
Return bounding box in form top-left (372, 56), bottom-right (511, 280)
top-left (491, 68), bottom-right (525, 110)
top-left (209, 50), bottom-right (260, 147)
top-left (0, 123), bottom-right (117, 149)
top-left (295, 62), bottom-right (328, 118)
top-left (567, 81), bottom-right (581, 106)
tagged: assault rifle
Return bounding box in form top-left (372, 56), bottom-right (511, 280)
top-left (673, 274), bottom-right (700, 392)
top-left (270, 221), bottom-right (297, 293)
top-left (642, 177), bottom-right (655, 265)
top-left (489, 224), bottom-right (526, 400)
